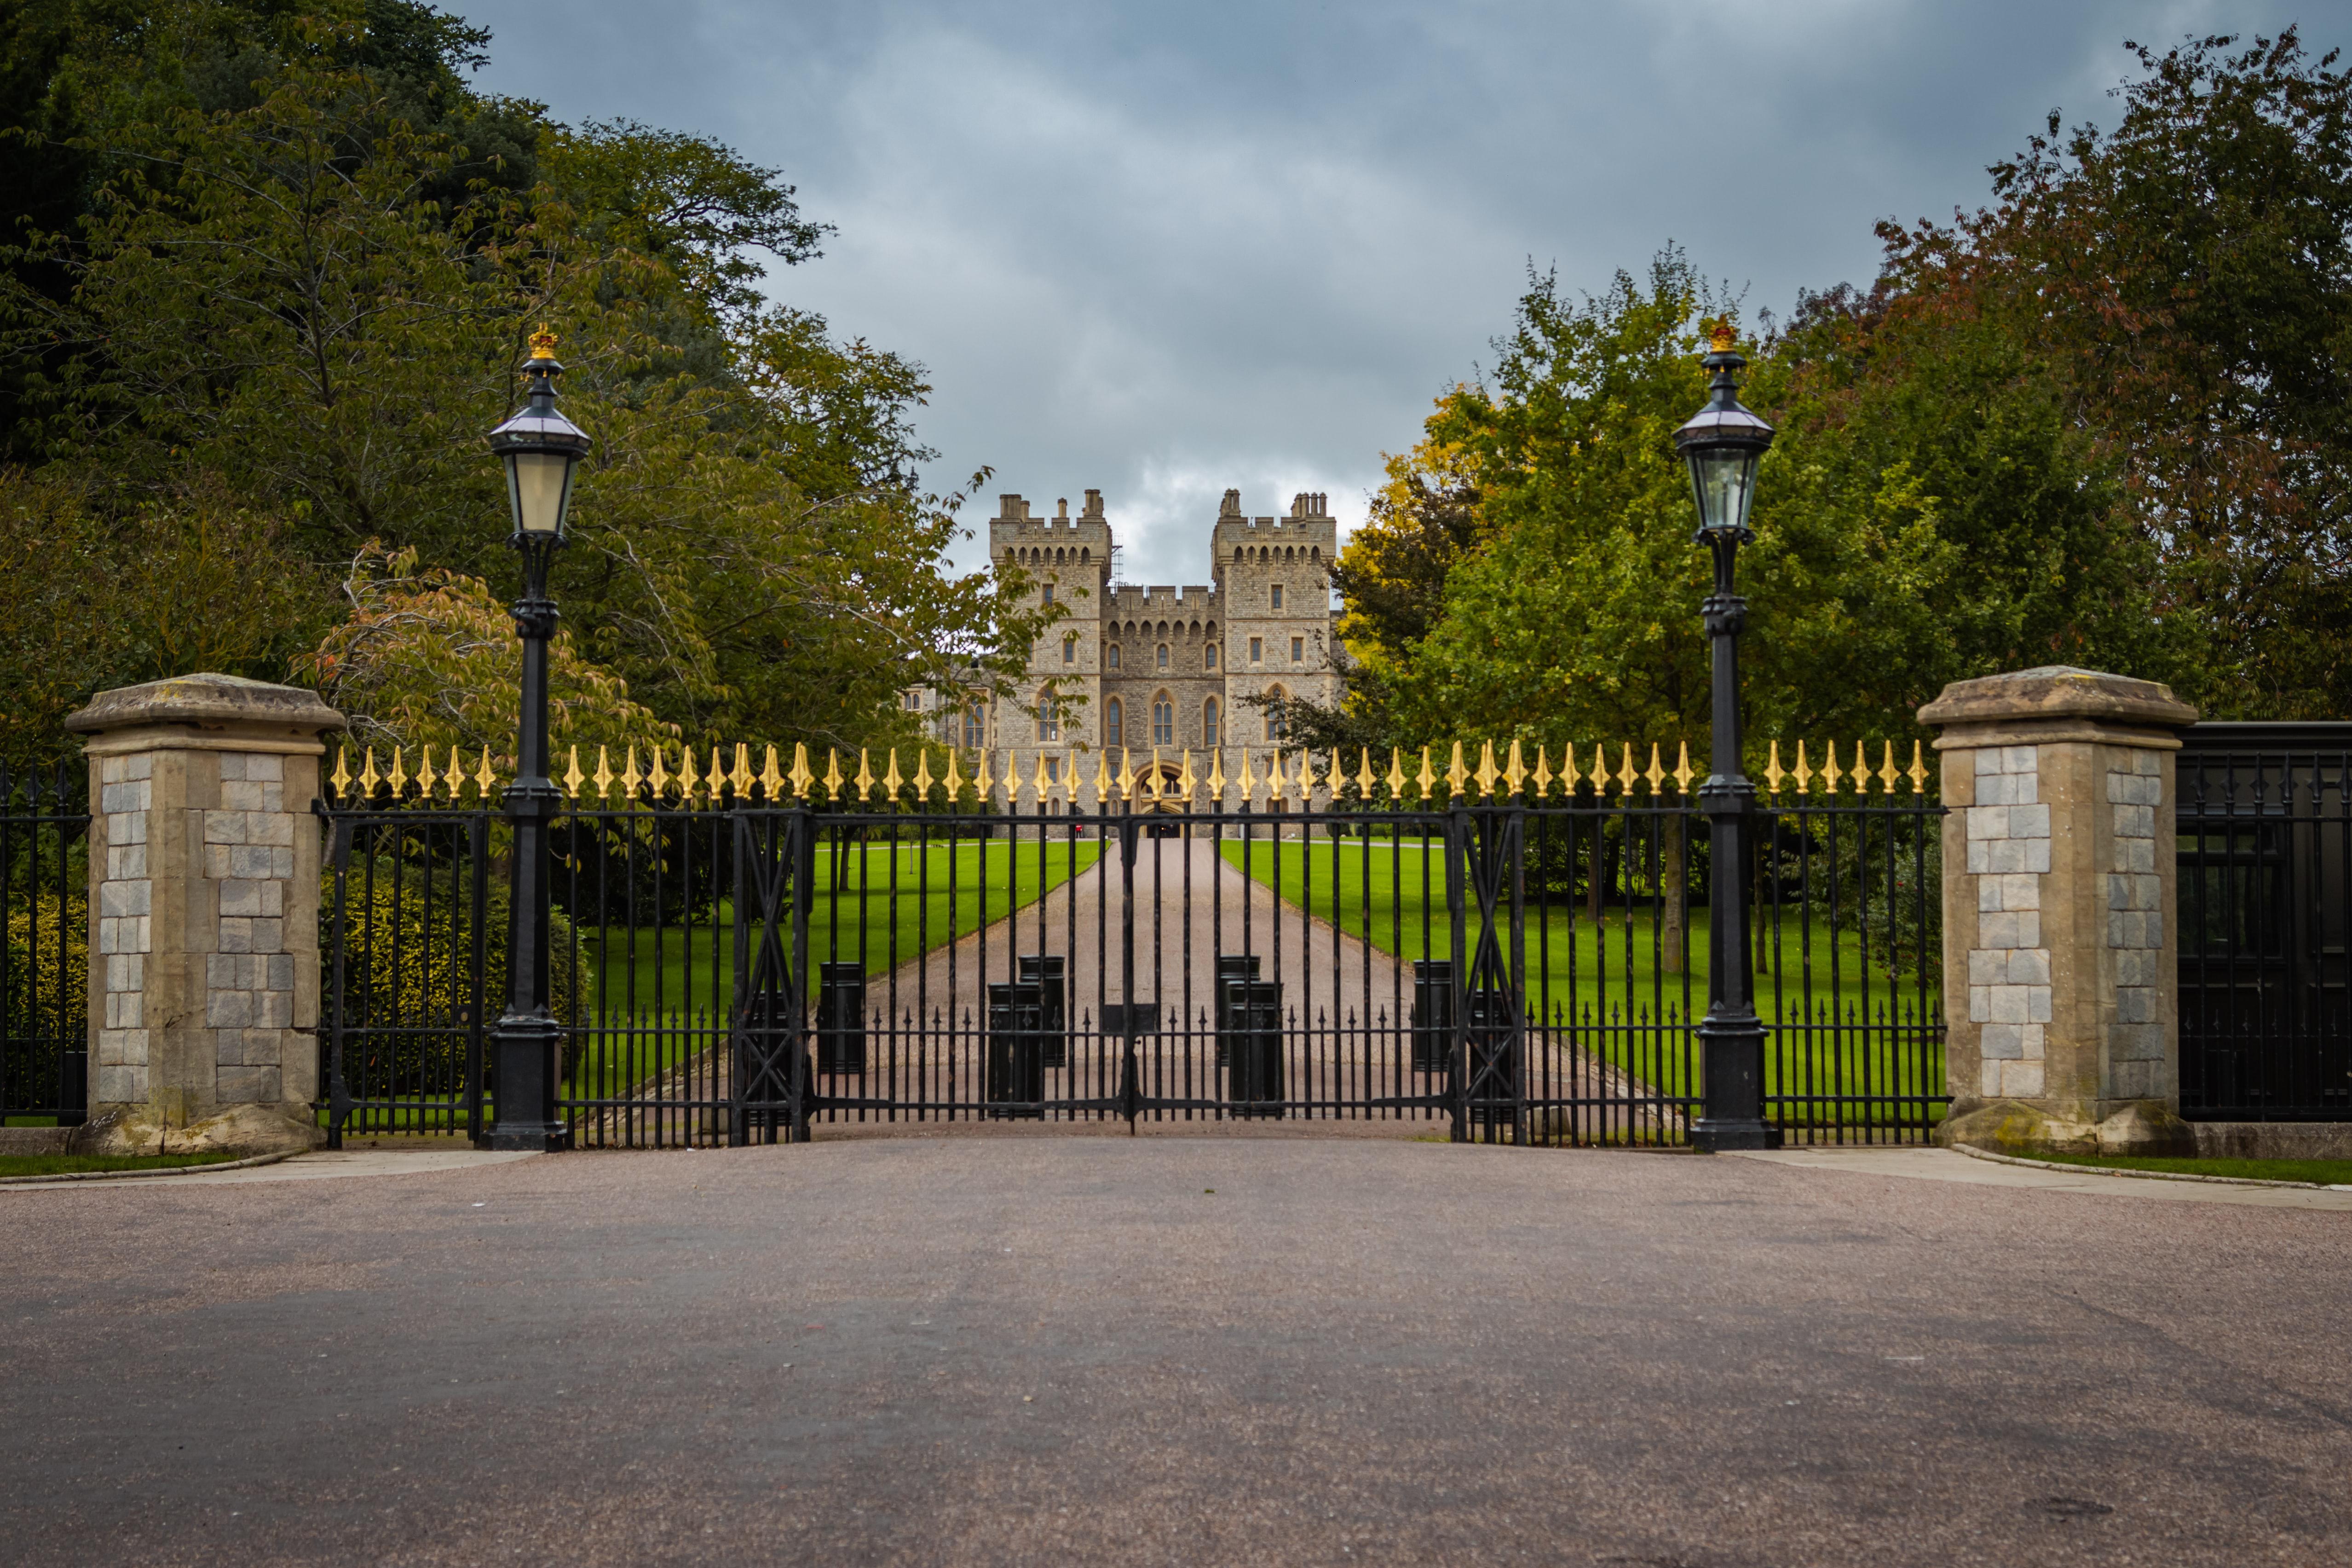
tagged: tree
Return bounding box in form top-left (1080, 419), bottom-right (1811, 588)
top-left (0, 1), bottom-right (1049, 764)
top-left (1879, 27), bottom-right (2352, 716)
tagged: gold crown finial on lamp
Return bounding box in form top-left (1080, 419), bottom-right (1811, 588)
top-left (1708, 321), bottom-right (1737, 353)
top-left (527, 322), bottom-right (559, 361)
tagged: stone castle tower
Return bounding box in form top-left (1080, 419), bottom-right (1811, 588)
top-left (912, 487), bottom-right (1342, 805)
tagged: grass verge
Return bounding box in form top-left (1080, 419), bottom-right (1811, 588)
top-left (2025, 1151), bottom-right (2352, 1187)
top-left (0, 1151), bottom-right (242, 1177)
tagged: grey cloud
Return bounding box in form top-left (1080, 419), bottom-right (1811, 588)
top-left (458, 0), bottom-right (2317, 584)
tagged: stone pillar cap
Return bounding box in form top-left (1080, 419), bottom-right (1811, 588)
top-left (1918, 666), bottom-right (2196, 732)
top-left (66, 673), bottom-right (346, 735)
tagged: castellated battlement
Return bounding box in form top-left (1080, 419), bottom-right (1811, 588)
top-left (1105, 584), bottom-right (1218, 613)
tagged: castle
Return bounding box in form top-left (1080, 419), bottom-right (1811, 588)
top-left (912, 487), bottom-right (1343, 806)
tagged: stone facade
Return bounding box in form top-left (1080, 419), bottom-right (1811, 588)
top-left (913, 487), bottom-right (1343, 807)
top-left (66, 674), bottom-right (345, 1153)
top-left (1921, 666), bottom-right (2198, 1155)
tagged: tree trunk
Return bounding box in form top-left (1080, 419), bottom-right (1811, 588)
top-left (1661, 815), bottom-right (1686, 974)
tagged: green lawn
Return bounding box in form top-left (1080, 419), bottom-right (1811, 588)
top-left (0, 1151), bottom-right (241, 1177)
top-left (1220, 838), bottom-right (1941, 1122)
top-left (567, 838), bottom-right (1101, 1095)
top-left (2028, 1152), bottom-right (2352, 1187)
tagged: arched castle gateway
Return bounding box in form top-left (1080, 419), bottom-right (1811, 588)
top-left (909, 487), bottom-right (1343, 809)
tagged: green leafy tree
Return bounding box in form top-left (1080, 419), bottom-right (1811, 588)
top-left (0, 0), bottom-right (1049, 763)
top-left (1879, 27), bottom-right (2352, 715)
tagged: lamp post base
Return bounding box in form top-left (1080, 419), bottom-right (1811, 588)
top-left (485, 1009), bottom-right (568, 1153)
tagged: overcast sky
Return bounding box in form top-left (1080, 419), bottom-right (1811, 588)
top-left (457, 0), bottom-right (2324, 586)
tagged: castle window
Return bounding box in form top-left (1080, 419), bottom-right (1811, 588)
top-left (1249, 637), bottom-right (1262, 664)
top-left (965, 701), bottom-right (984, 749)
top-left (1291, 636), bottom-right (1304, 663)
top-left (1046, 756), bottom-right (1061, 784)
top-left (1152, 695), bottom-right (1173, 748)
top-left (1106, 698), bottom-right (1123, 750)
top-left (1265, 686), bottom-right (1286, 742)
top-left (905, 689), bottom-right (922, 711)
top-left (1203, 698), bottom-right (1220, 747)
top-left (1205, 643), bottom-right (1217, 670)
top-left (1271, 584), bottom-right (1284, 610)
top-left (1036, 691), bottom-right (1059, 743)
top-left (1157, 643), bottom-right (1169, 670)
top-left (1042, 583), bottom-right (1054, 606)
top-left (1062, 634), bottom-right (1076, 665)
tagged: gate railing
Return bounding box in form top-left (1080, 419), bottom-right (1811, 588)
top-left (2177, 722), bottom-right (2352, 1121)
top-left (314, 738), bottom-right (1945, 1147)
top-left (2, 765), bottom-right (88, 1126)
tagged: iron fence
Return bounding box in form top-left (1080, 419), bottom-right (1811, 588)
top-left (2, 765), bottom-right (89, 1125)
top-left (316, 740), bottom-right (1946, 1148)
top-left (2178, 723), bottom-right (2352, 1121)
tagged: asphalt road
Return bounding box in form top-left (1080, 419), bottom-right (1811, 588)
top-left (3, 1137), bottom-right (2347, 1566)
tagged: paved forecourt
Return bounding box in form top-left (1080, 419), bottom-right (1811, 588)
top-left (5, 1136), bottom-right (2347, 1565)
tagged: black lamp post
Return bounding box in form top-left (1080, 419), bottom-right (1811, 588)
top-left (1674, 323), bottom-right (1777, 1153)
top-left (483, 326), bottom-right (592, 1152)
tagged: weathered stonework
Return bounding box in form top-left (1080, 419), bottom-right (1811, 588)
top-left (66, 674), bottom-right (345, 1153)
top-left (1920, 667), bottom-right (2198, 1156)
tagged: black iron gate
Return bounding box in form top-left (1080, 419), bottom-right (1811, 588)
top-left (316, 743), bottom-right (1945, 1149)
top-left (2, 765), bottom-right (88, 1125)
top-left (2178, 723), bottom-right (2352, 1121)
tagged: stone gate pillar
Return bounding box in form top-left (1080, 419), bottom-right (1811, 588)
top-left (1919, 667), bottom-right (2198, 1155)
top-left (65, 675), bottom-right (346, 1154)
